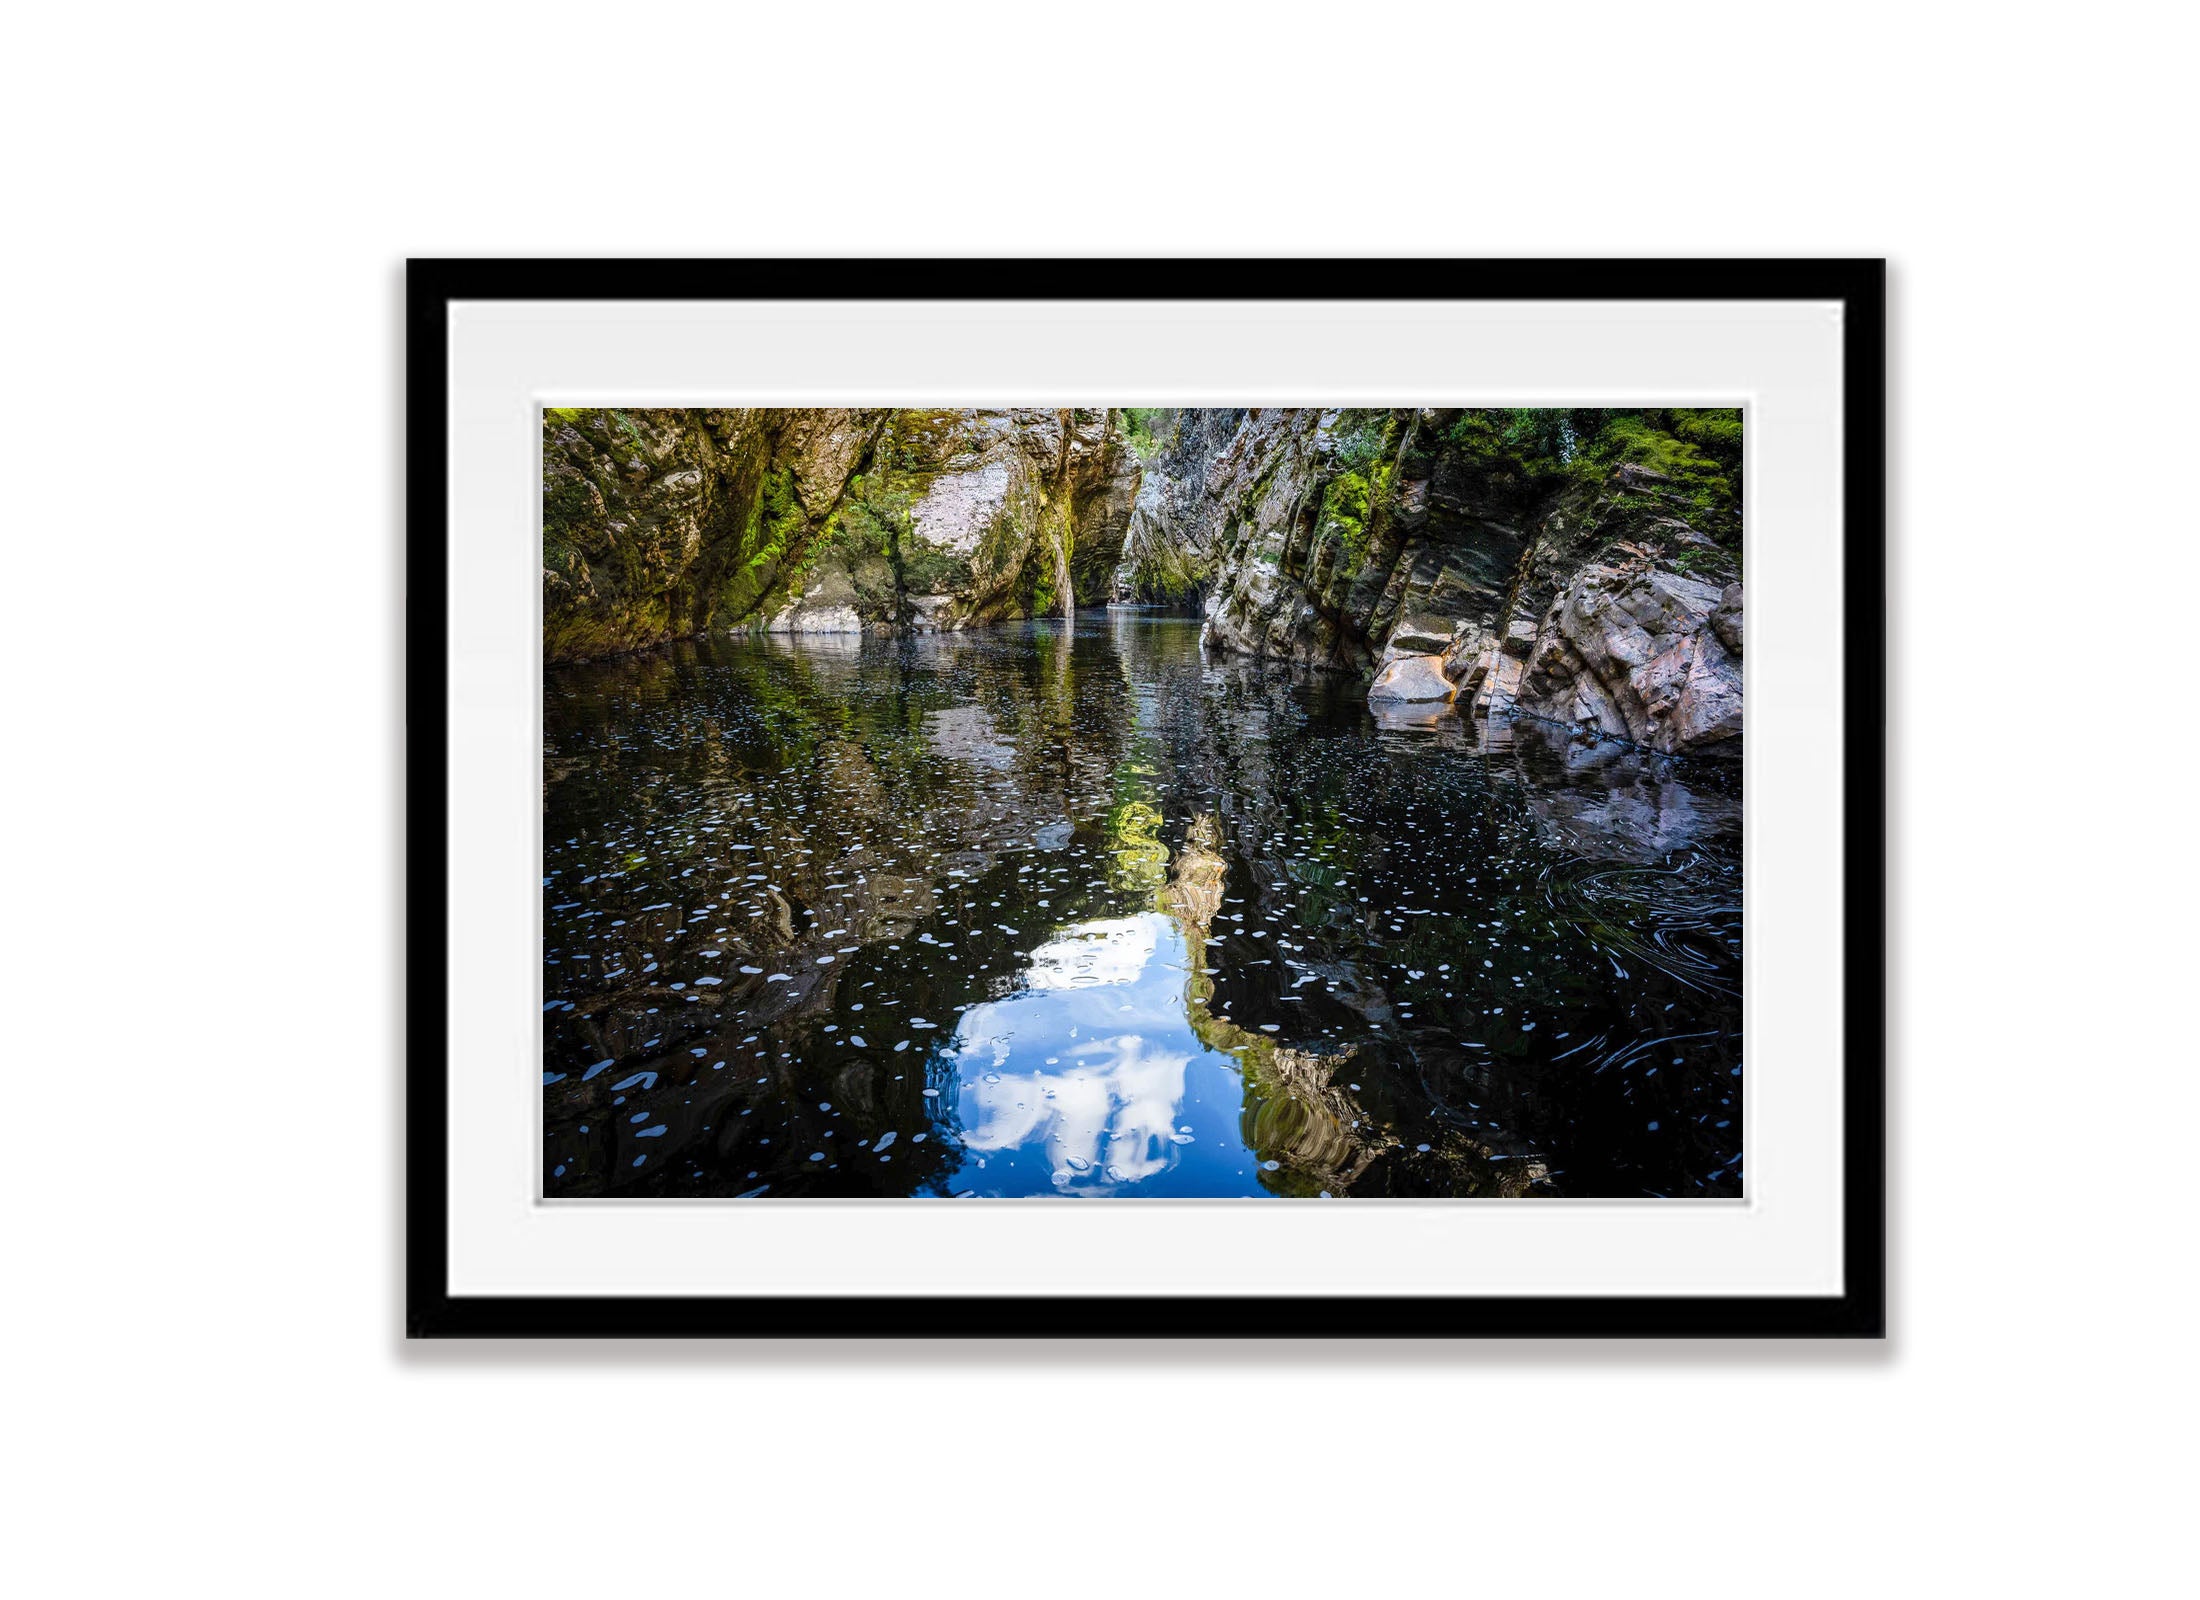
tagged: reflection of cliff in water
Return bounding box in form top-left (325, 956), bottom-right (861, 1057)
top-left (542, 614), bottom-right (1744, 1199)
top-left (1502, 716), bottom-right (1742, 864)
top-left (1160, 814), bottom-right (1389, 1195)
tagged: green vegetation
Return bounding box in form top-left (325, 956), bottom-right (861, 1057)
top-left (541, 467), bottom-right (597, 569)
top-left (542, 403), bottom-right (1743, 663)
top-left (1440, 406), bottom-right (1743, 544)
top-left (1442, 409), bottom-right (1570, 486)
top-left (1670, 407), bottom-right (1743, 469)
top-left (1318, 410), bottom-right (1405, 573)
top-left (742, 467), bottom-right (806, 575)
top-left (898, 542), bottom-right (973, 595)
top-left (540, 408), bottom-right (683, 657)
top-left (1297, 406), bottom-right (1741, 588)
top-left (1663, 546), bottom-right (1728, 578)
top-left (545, 406), bottom-right (651, 455)
top-left (1320, 469), bottom-right (1374, 570)
top-left (1120, 407), bottom-right (1173, 460)
top-left (1575, 412), bottom-right (1741, 539)
top-left (1611, 409), bottom-right (1736, 499)
top-left (1024, 545), bottom-right (1059, 615)
top-left (1329, 409), bottom-right (1394, 472)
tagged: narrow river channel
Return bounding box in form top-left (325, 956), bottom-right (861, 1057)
top-left (542, 611), bottom-right (1743, 1199)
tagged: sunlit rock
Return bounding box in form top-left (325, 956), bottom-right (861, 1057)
top-left (767, 600), bottom-right (865, 635)
top-left (1367, 653), bottom-right (1456, 703)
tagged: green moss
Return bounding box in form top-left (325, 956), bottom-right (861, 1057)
top-left (1127, 536), bottom-right (1208, 604)
top-left (541, 470), bottom-right (598, 569)
top-left (548, 408), bottom-right (650, 455)
top-left (1576, 413), bottom-right (1741, 541)
top-left (842, 478), bottom-right (974, 599)
top-left (1320, 468), bottom-right (1373, 571)
top-left (1440, 409), bottom-right (1567, 498)
top-left (1312, 411), bottom-right (1410, 576)
top-left (1330, 410), bottom-right (1392, 468)
top-left (1026, 549), bottom-right (1058, 615)
top-left (1434, 406), bottom-right (1744, 544)
top-left (695, 462), bottom-right (819, 625)
top-left (738, 466), bottom-right (807, 575)
top-left (1670, 407), bottom-right (1743, 467)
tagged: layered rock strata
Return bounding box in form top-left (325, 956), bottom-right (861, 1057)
top-left (544, 404), bottom-right (1743, 756)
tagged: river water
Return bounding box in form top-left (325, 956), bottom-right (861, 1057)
top-left (542, 611), bottom-right (1743, 1199)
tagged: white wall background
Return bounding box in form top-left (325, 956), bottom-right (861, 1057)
top-left (6, 4), bottom-right (2190, 1595)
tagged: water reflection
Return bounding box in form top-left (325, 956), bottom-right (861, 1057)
top-left (542, 612), bottom-right (1743, 1198)
top-left (947, 914), bottom-right (1261, 1197)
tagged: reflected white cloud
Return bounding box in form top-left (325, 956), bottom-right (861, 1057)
top-left (1023, 916), bottom-right (1158, 990)
top-left (945, 912), bottom-right (1205, 1194)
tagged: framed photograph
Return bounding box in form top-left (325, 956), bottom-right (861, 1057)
top-left (407, 258), bottom-right (1884, 1337)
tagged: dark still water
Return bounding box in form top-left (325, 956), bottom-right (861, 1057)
top-left (543, 612), bottom-right (1742, 1200)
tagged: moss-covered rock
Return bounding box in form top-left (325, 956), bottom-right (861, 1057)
top-left (542, 407), bottom-right (1140, 660)
top-left (1151, 406), bottom-right (1743, 751)
top-left (541, 407), bottom-right (887, 661)
top-left (543, 404), bottom-right (1743, 752)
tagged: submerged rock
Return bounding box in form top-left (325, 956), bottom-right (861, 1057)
top-left (1368, 699), bottom-right (1465, 738)
top-left (1508, 718), bottom-right (1743, 860)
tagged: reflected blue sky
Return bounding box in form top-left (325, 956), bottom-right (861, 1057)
top-left (543, 615), bottom-right (1744, 1199)
top-left (933, 913), bottom-right (1270, 1197)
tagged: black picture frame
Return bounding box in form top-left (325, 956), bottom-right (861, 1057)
top-left (406, 258), bottom-right (1885, 1339)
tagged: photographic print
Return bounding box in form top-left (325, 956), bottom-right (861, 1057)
top-left (540, 405), bottom-right (1745, 1201)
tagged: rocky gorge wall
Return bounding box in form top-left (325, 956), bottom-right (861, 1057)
top-left (544, 404), bottom-right (1743, 756)
top-left (543, 407), bottom-right (1138, 662)
top-left (1130, 405), bottom-right (1744, 756)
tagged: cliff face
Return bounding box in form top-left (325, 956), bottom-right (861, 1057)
top-left (544, 407), bottom-right (880, 661)
top-left (1111, 407), bottom-right (1248, 604)
top-left (777, 407), bottom-right (1140, 637)
top-left (1132, 406), bottom-right (1745, 757)
top-left (542, 407), bottom-right (1138, 662)
top-left (544, 404), bottom-right (1743, 757)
